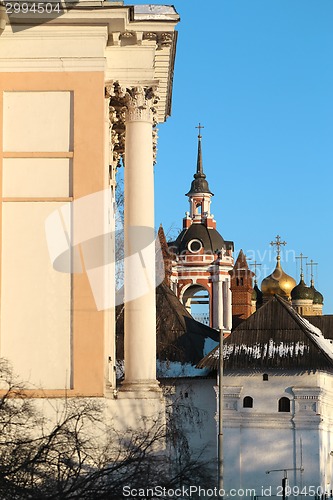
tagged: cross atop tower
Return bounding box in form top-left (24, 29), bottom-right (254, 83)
top-left (270, 235), bottom-right (287, 258)
top-left (195, 122), bottom-right (204, 139)
top-left (296, 252), bottom-right (308, 279)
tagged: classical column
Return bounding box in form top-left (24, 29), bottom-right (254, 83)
top-left (121, 86), bottom-right (160, 393)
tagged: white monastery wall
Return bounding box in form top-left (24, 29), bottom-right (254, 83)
top-left (222, 371), bottom-right (333, 498)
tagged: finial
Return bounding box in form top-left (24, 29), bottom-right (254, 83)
top-left (296, 252), bottom-right (308, 280)
top-left (250, 260), bottom-right (262, 285)
top-left (195, 123), bottom-right (204, 176)
top-left (195, 122), bottom-right (204, 139)
top-left (270, 235), bottom-right (287, 260)
top-left (306, 259), bottom-right (318, 287)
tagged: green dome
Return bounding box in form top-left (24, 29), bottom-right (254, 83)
top-left (291, 278), bottom-right (315, 301)
top-left (312, 286), bottom-right (324, 305)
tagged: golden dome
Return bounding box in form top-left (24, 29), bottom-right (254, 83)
top-left (261, 256), bottom-right (297, 299)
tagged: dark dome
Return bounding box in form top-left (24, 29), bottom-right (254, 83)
top-left (312, 286), bottom-right (324, 305)
top-left (291, 278), bottom-right (315, 301)
top-left (170, 223), bottom-right (225, 255)
top-left (252, 283), bottom-right (263, 303)
top-left (186, 175), bottom-right (213, 196)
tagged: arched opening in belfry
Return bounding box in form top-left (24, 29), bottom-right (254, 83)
top-left (182, 284), bottom-right (210, 326)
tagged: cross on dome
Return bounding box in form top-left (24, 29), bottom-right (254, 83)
top-left (250, 260), bottom-right (262, 284)
top-left (307, 259), bottom-right (318, 286)
top-left (270, 235), bottom-right (287, 258)
top-left (296, 252), bottom-right (308, 279)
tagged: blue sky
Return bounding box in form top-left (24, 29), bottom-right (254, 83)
top-left (129, 0), bottom-right (333, 313)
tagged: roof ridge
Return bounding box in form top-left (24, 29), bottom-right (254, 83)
top-left (274, 295), bottom-right (333, 366)
top-left (157, 282), bottom-right (191, 328)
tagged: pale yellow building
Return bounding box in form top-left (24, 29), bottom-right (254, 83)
top-left (0, 2), bottom-right (179, 407)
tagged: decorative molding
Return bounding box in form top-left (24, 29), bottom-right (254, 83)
top-left (125, 85), bottom-right (158, 123)
top-left (143, 31), bottom-right (174, 49)
top-left (110, 30), bottom-right (174, 49)
top-left (105, 82), bottom-right (159, 166)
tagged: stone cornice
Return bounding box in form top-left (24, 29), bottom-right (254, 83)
top-left (4, 5), bottom-right (178, 122)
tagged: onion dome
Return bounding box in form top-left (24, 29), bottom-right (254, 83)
top-left (252, 283), bottom-right (263, 305)
top-left (186, 132), bottom-right (213, 196)
top-left (311, 284), bottom-right (324, 305)
top-left (313, 289), bottom-right (324, 305)
top-left (291, 276), bottom-right (315, 301)
top-left (261, 256), bottom-right (296, 299)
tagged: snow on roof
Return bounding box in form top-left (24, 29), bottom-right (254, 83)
top-left (157, 360), bottom-right (211, 378)
top-left (221, 340), bottom-right (309, 361)
top-left (198, 297), bottom-right (333, 371)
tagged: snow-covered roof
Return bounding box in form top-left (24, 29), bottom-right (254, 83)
top-left (198, 295), bottom-right (333, 372)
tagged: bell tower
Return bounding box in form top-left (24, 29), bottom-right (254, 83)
top-left (169, 126), bottom-right (234, 333)
top-left (183, 124), bottom-right (215, 230)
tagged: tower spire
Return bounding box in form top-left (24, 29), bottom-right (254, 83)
top-left (195, 123), bottom-right (204, 176)
top-left (186, 124), bottom-right (213, 196)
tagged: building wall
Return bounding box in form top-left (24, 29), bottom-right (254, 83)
top-left (0, 70), bottom-right (106, 395)
top-left (163, 377), bottom-right (218, 466)
top-left (172, 371), bottom-right (333, 497)
top-left (222, 371), bottom-right (333, 498)
top-left (0, 7), bottom-right (179, 401)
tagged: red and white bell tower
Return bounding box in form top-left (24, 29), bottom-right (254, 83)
top-left (169, 127), bottom-right (234, 333)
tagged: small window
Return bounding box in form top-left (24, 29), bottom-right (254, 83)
top-left (263, 374), bottom-right (269, 381)
top-left (188, 239), bottom-right (202, 253)
top-left (278, 397), bottom-right (290, 412)
top-left (243, 396), bottom-right (253, 408)
top-left (236, 278), bottom-right (240, 286)
top-left (240, 277), bottom-right (244, 286)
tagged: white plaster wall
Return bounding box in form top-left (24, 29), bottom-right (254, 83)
top-left (1, 202), bottom-right (71, 389)
top-left (3, 91), bottom-right (72, 152)
top-left (222, 371), bottom-right (331, 498)
top-left (163, 378), bottom-right (218, 466)
top-left (168, 372), bottom-right (333, 498)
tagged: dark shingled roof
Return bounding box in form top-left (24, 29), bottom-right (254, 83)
top-left (198, 295), bottom-right (333, 372)
top-left (303, 315), bottom-right (333, 339)
top-left (170, 223), bottom-right (232, 255)
top-left (116, 281), bottom-right (219, 365)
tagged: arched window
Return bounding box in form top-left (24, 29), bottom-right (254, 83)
top-left (243, 396), bottom-right (253, 408)
top-left (236, 278), bottom-right (240, 286)
top-left (278, 397), bottom-right (290, 412)
top-left (263, 373), bottom-right (269, 381)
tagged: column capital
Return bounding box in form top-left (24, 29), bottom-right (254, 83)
top-left (106, 81), bottom-right (159, 165)
top-left (106, 82), bottom-right (159, 123)
top-left (125, 86), bottom-right (158, 123)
